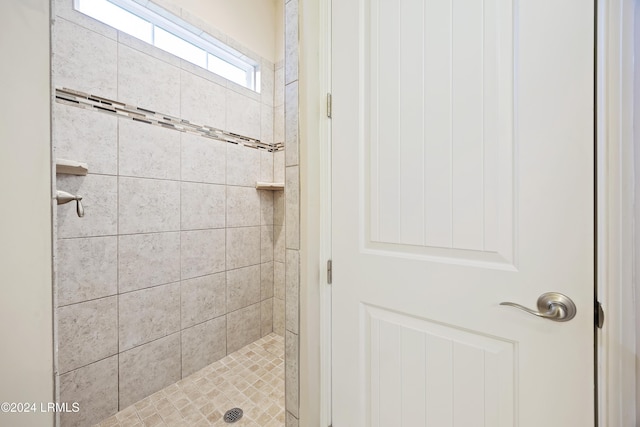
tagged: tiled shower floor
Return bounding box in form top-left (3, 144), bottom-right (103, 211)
top-left (95, 334), bottom-right (285, 427)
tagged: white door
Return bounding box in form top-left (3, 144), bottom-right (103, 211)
top-left (331, 0), bottom-right (594, 426)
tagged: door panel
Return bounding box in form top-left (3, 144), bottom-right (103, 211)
top-left (369, 0), bottom-right (514, 265)
top-left (332, 0), bottom-right (595, 425)
top-left (367, 305), bottom-right (514, 427)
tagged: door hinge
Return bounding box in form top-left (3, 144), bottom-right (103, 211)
top-left (327, 259), bottom-right (332, 284)
top-left (595, 301), bottom-right (604, 329)
top-left (327, 93), bottom-right (332, 118)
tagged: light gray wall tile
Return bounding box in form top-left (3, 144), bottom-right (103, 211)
top-left (118, 44), bottom-right (181, 116)
top-left (119, 177), bottom-right (180, 234)
top-left (56, 174), bottom-right (117, 238)
top-left (284, 0), bottom-right (299, 85)
top-left (226, 90), bottom-right (261, 140)
top-left (118, 232), bottom-right (180, 293)
top-left (53, 102), bottom-right (117, 175)
top-left (285, 249), bottom-right (299, 334)
top-left (274, 105), bottom-right (284, 143)
top-left (285, 330), bottom-right (299, 417)
top-left (274, 261), bottom-right (285, 300)
top-left (59, 356), bottom-right (118, 427)
top-left (228, 80), bottom-right (261, 102)
top-left (275, 66), bottom-right (285, 107)
top-left (179, 58), bottom-right (229, 87)
top-left (274, 191), bottom-right (285, 226)
top-left (181, 182), bottom-right (226, 230)
top-left (261, 60), bottom-right (275, 107)
top-left (52, 18), bottom-right (117, 98)
top-left (273, 298), bottom-right (285, 336)
top-left (58, 297), bottom-right (118, 374)
top-left (181, 70), bottom-right (226, 130)
top-left (181, 133), bottom-right (226, 184)
top-left (57, 236), bottom-right (117, 307)
top-left (286, 412), bottom-right (299, 427)
top-left (181, 229), bottom-right (226, 279)
top-left (227, 144), bottom-right (261, 187)
top-left (261, 225), bottom-right (274, 263)
top-left (285, 166), bottom-right (300, 249)
top-left (227, 265), bottom-right (261, 313)
top-left (261, 262), bottom-right (274, 300)
top-left (260, 191), bottom-right (274, 227)
top-left (274, 226), bottom-right (286, 263)
top-left (148, 0), bottom-right (182, 18)
top-left (260, 150), bottom-right (275, 183)
top-left (263, 58), bottom-right (275, 74)
top-left (226, 227), bottom-right (261, 270)
top-left (119, 283), bottom-right (180, 351)
top-left (261, 104), bottom-right (274, 144)
top-left (118, 118), bottom-right (180, 180)
top-left (285, 81), bottom-right (299, 166)
top-left (274, 150), bottom-right (285, 183)
top-left (118, 30), bottom-right (181, 68)
top-left (224, 36), bottom-right (261, 67)
top-left (119, 333), bottom-right (181, 408)
top-left (181, 273), bottom-right (226, 328)
top-left (53, 0), bottom-right (118, 39)
top-left (227, 186), bottom-right (261, 227)
top-left (226, 303), bottom-right (261, 353)
top-left (181, 317), bottom-right (226, 377)
top-left (261, 299), bottom-right (273, 337)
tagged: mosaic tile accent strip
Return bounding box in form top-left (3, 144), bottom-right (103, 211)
top-left (55, 88), bottom-right (284, 153)
top-left (95, 333), bottom-right (285, 427)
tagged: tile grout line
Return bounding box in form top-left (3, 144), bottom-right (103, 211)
top-left (116, 54), bottom-right (120, 411)
top-left (115, 60), bottom-right (121, 411)
top-left (179, 110), bottom-right (184, 381)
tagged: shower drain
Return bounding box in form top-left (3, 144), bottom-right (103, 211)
top-left (223, 407), bottom-right (243, 423)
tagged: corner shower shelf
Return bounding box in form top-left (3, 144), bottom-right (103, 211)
top-left (255, 182), bottom-right (284, 191)
top-left (56, 158), bottom-right (88, 176)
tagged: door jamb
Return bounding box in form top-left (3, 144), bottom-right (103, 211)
top-left (597, 0), bottom-right (637, 425)
top-left (298, 0), bottom-right (332, 425)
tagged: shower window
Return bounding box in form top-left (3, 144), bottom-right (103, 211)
top-left (74, 0), bottom-right (259, 91)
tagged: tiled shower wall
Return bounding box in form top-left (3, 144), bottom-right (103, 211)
top-left (51, 0), bottom-right (286, 426)
top-left (284, 0), bottom-right (301, 425)
top-left (274, 60), bottom-right (286, 336)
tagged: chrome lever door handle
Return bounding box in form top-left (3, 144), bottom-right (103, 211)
top-left (500, 292), bottom-right (577, 322)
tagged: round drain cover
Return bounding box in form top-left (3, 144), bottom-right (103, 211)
top-left (223, 408), bottom-right (243, 423)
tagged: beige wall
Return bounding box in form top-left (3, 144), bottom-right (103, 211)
top-left (0, 0), bottom-right (54, 426)
top-left (176, 0), bottom-right (284, 63)
top-left (275, 0), bottom-right (284, 63)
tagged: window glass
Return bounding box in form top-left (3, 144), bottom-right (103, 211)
top-left (155, 27), bottom-right (207, 68)
top-left (75, 0), bottom-right (259, 91)
top-left (77, 0), bottom-right (152, 43)
top-left (207, 54), bottom-right (248, 87)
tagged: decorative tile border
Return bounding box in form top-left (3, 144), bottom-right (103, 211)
top-left (55, 87), bottom-right (284, 152)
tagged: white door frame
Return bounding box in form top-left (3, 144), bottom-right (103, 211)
top-left (298, 0), bottom-right (637, 425)
top-left (597, 0), bottom-right (637, 425)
